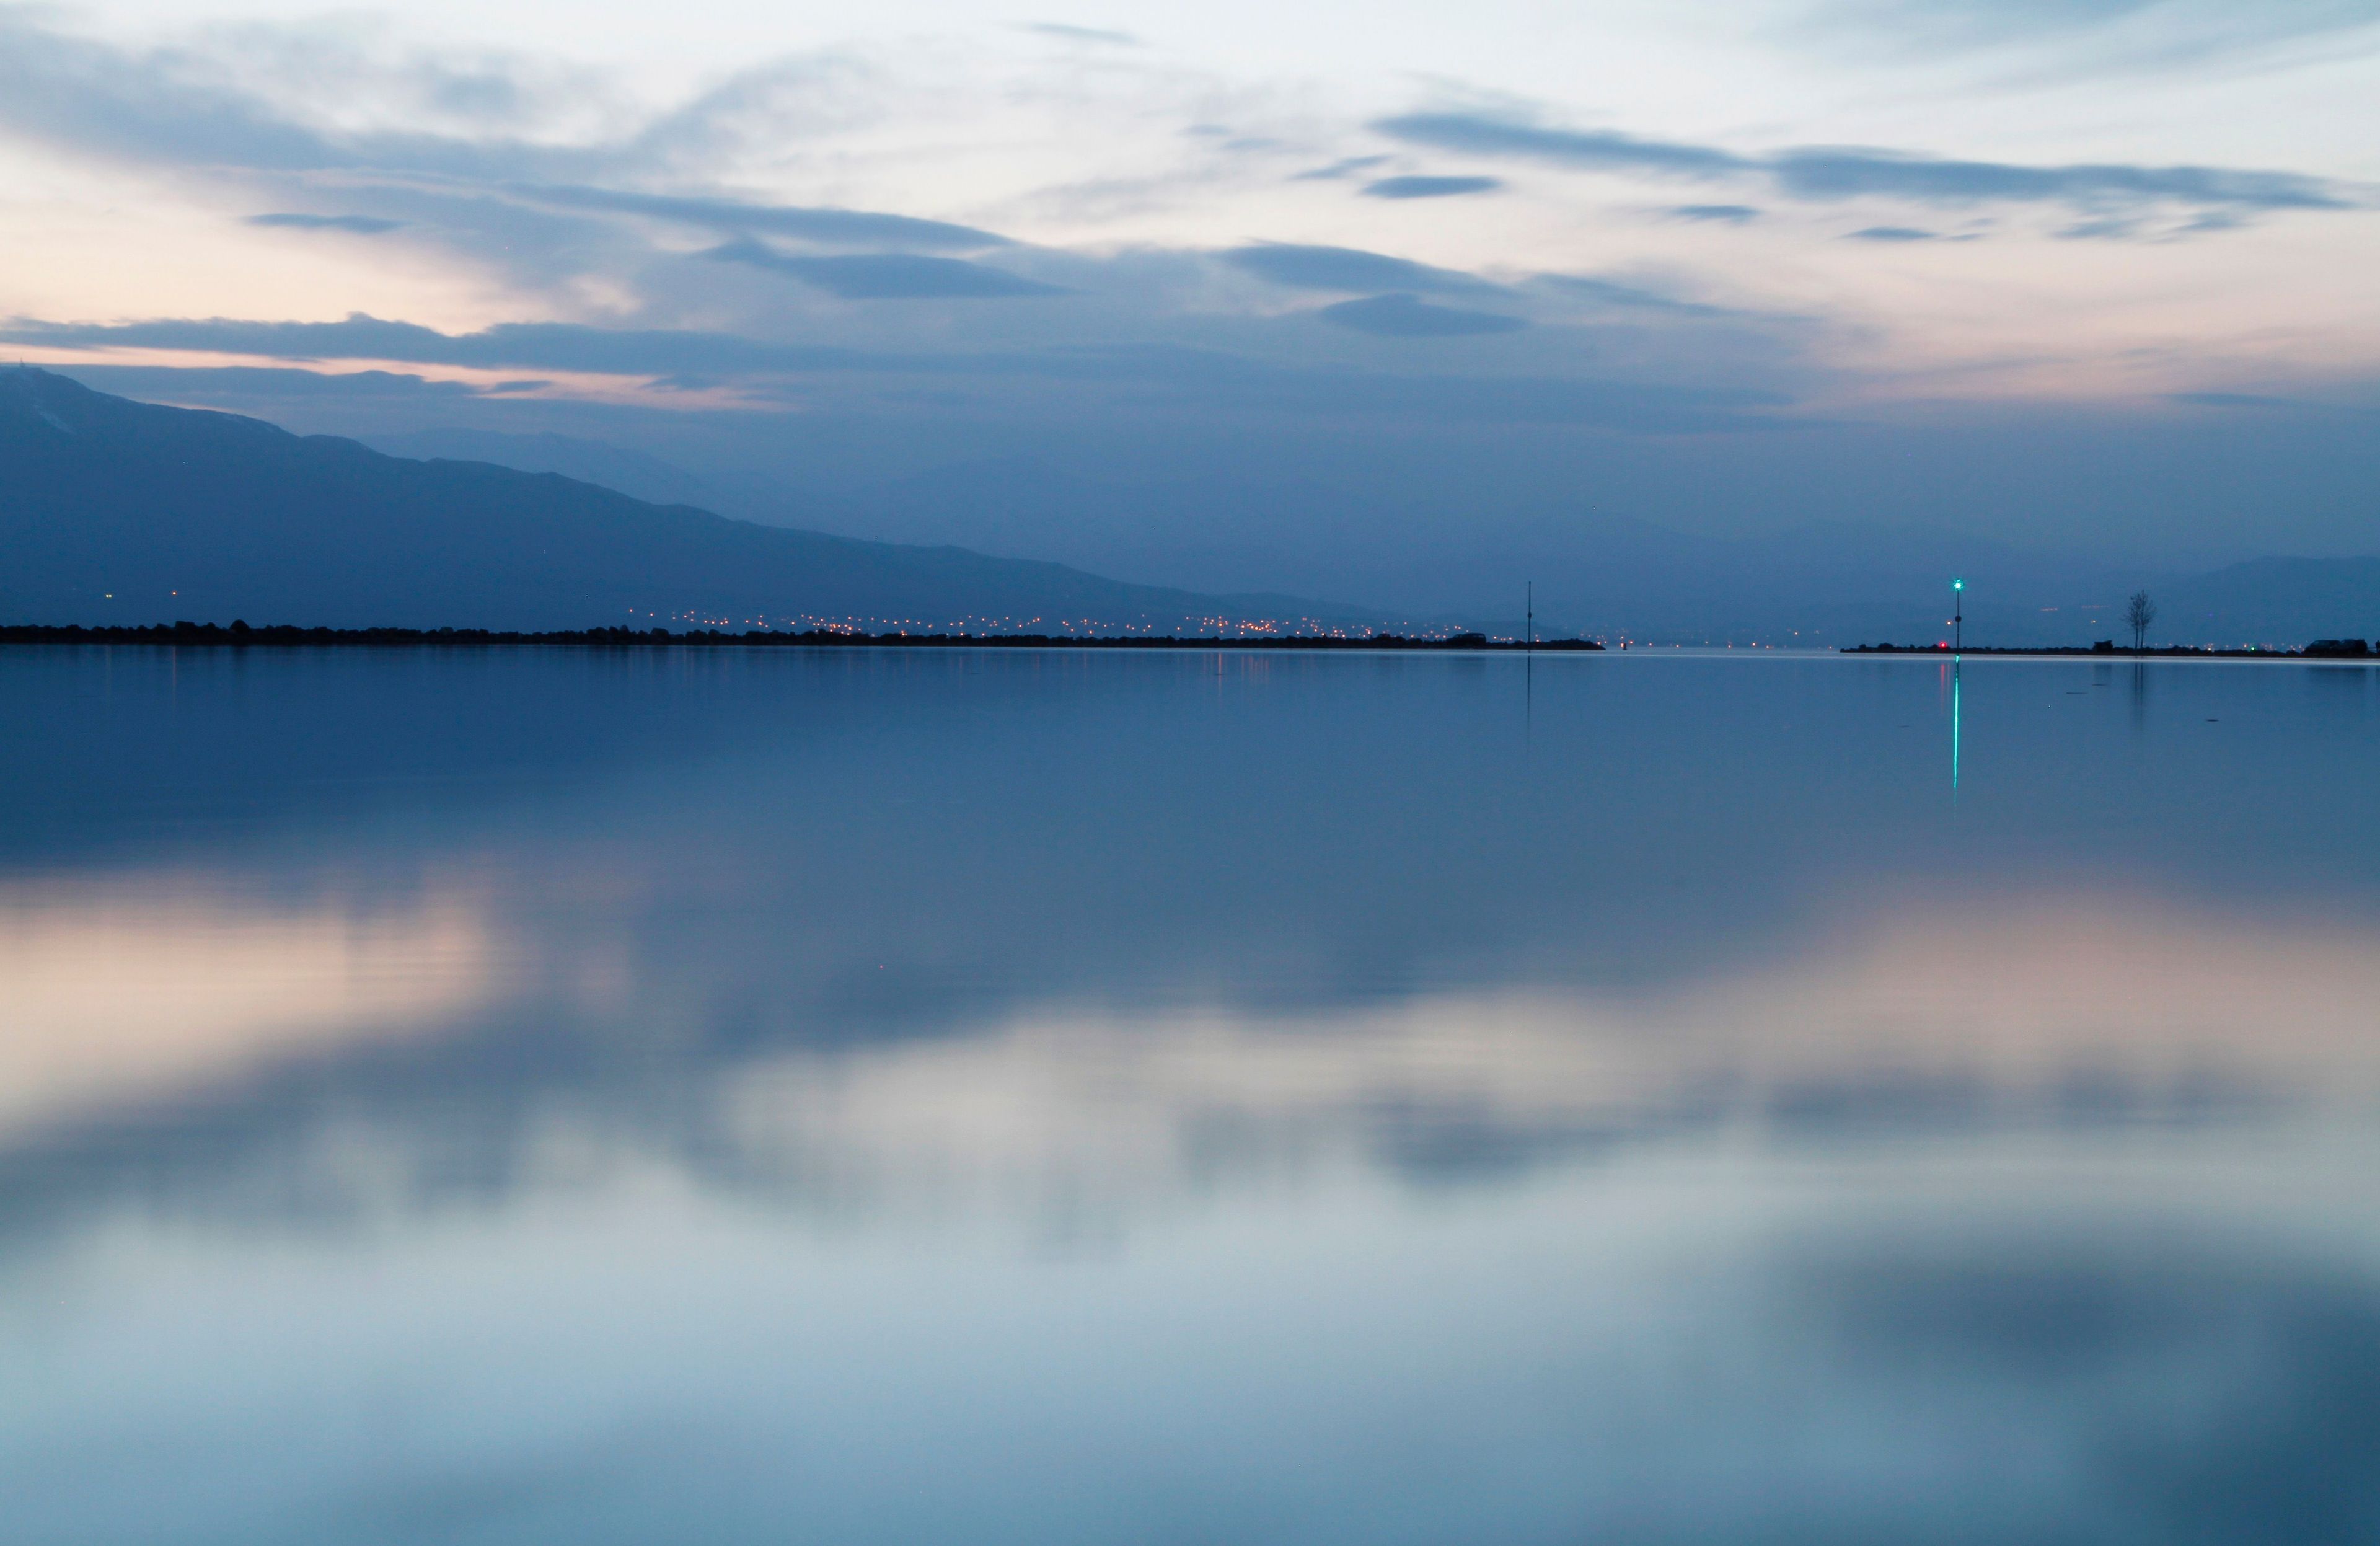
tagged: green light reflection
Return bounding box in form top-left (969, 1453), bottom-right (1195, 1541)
top-left (1952, 657), bottom-right (1962, 794)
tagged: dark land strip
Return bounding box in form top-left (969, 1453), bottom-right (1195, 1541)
top-left (1843, 642), bottom-right (2374, 660)
top-left (0, 622), bottom-right (1602, 652)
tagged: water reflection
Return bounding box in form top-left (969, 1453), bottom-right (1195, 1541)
top-left (1951, 656), bottom-right (1962, 792)
top-left (11, 880), bottom-right (2379, 1235)
top-left (0, 878), bottom-right (498, 1137)
top-left (3, 647), bottom-right (2378, 1544)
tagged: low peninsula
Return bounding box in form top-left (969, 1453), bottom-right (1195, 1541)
top-left (0, 621), bottom-right (1603, 652)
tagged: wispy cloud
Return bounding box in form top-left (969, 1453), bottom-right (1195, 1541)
top-left (1360, 175), bottom-right (1504, 200)
top-left (1380, 116), bottom-right (1740, 180)
top-left (1375, 110), bottom-right (2361, 216)
top-left (0, 12), bottom-right (997, 260)
top-left (1017, 22), bottom-right (1142, 46)
top-left (1799, 0), bottom-right (2380, 71)
top-left (0, 314), bottom-right (872, 374)
top-left (705, 241), bottom-right (1068, 298)
top-left (0, 1), bottom-right (2355, 488)
top-left (1290, 155), bottom-right (1393, 182)
top-left (2167, 389), bottom-right (2380, 414)
top-left (2, 316), bottom-right (1786, 431)
top-left (0, 11), bottom-right (600, 181)
top-left (1775, 150), bottom-right (2349, 210)
top-left (501, 185), bottom-right (1010, 250)
top-left (245, 213), bottom-right (406, 234)
top-left (1538, 276), bottom-right (1742, 316)
top-left (53, 364), bottom-right (485, 400)
top-left (1219, 244), bottom-right (1501, 294)
top-left (1316, 294), bottom-right (1527, 337)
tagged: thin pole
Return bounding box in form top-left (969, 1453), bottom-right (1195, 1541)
top-left (1527, 581), bottom-right (1533, 653)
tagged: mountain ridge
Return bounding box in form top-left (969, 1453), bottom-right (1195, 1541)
top-left (0, 369), bottom-right (1394, 634)
top-left (6, 368), bottom-right (2375, 645)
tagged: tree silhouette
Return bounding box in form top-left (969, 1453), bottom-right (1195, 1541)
top-left (2126, 590), bottom-right (2157, 650)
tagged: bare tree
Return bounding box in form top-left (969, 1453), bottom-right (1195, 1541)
top-left (2126, 589), bottom-right (2157, 650)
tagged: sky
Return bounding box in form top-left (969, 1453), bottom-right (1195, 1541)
top-left (2, 0), bottom-right (2377, 609)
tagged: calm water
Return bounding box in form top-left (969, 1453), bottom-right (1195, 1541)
top-left (5, 647), bottom-right (2379, 1545)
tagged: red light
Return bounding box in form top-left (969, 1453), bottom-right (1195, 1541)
top-left (1937, 641), bottom-right (1949, 649)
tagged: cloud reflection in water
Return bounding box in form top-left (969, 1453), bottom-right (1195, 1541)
top-left (0, 878), bottom-right (498, 1137)
top-left (5, 648), bottom-right (2380, 1544)
top-left (6, 875), bottom-right (2376, 1234)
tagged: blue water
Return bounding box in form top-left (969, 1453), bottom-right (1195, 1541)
top-left (4, 647), bottom-right (2378, 1544)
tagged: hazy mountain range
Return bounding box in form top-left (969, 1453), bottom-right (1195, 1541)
top-left (364, 422), bottom-right (2379, 647)
top-left (6, 368), bottom-right (2376, 644)
top-left (0, 369), bottom-right (1386, 635)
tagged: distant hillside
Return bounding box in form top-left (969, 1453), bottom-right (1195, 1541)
top-left (1426, 526), bottom-right (2377, 648)
top-left (363, 427), bottom-right (720, 511)
top-left (2156, 557), bottom-right (2380, 646)
top-left (0, 369), bottom-right (1381, 634)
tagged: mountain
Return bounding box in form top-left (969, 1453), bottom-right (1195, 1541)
top-left (9, 368), bottom-right (2368, 644)
top-left (0, 369), bottom-right (1385, 634)
top-left (1339, 522), bottom-right (2376, 647)
top-left (362, 428), bottom-right (720, 511)
top-left (2156, 557), bottom-right (2380, 646)
top-left (760, 458), bottom-right (2161, 644)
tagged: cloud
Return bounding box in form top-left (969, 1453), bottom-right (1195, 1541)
top-left (1316, 294), bottom-right (1528, 337)
top-left (2171, 391), bottom-right (2299, 410)
top-left (0, 14), bottom-right (1006, 259)
top-left (0, 11), bottom-right (598, 182)
top-left (1361, 175), bottom-right (1504, 200)
top-left (1802, 0), bottom-right (2380, 70)
top-left (1378, 114), bottom-right (1743, 179)
top-left (1375, 110), bottom-right (2360, 214)
top-left (1220, 243), bottom-right (1499, 294)
top-left (501, 184), bottom-right (1010, 250)
top-left (245, 213), bottom-right (406, 234)
top-left (2052, 208), bottom-right (2246, 240)
top-left (1290, 155), bottom-right (1393, 182)
top-left (0, 0), bottom-right (2364, 548)
top-left (46, 364), bottom-right (485, 401)
top-left (1018, 22), bottom-right (1142, 45)
top-left (1783, 1232), bottom-right (2380, 1540)
top-left (2166, 391), bottom-right (2380, 415)
top-left (2056, 215), bottom-right (2143, 239)
top-left (1846, 225), bottom-right (1941, 241)
top-left (0, 314), bottom-right (873, 374)
top-left (1771, 149), bottom-right (2350, 210)
top-left (704, 241), bottom-right (1068, 298)
top-left (1539, 276), bottom-right (1739, 316)
top-left (0, 317), bottom-right (1784, 431)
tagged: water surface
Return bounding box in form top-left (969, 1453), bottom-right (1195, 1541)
top-left (4, 647), bottom-right (2378, 1545)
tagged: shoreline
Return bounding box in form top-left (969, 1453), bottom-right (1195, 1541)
top-left (4, 624), bottom-right (2366, 660)
top-left (1840, 643), bottom-right (2365, 660)
top-left (0, 622), bottom-right (1603, 652)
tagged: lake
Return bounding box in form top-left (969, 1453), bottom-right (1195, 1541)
top-left (4, 645), bottom-right (2378, 1545)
